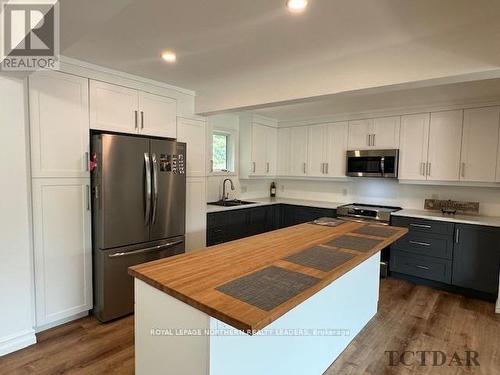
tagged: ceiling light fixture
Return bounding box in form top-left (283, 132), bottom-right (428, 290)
top-left (286, 0), bottom-right (308, 12)
top-left (161, 51), bottom-right (177, 63)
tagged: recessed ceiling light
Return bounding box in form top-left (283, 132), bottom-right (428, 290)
top-left (161, 51), bottom-right (176, 63)
top-left (286, 0), bottom-right (308, 12)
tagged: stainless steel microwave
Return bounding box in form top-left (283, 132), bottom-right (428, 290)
top-left (346, 149), bottom-right (399, 178)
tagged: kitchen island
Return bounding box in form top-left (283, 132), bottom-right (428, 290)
top-left (129, 221), bottom-right (407, 375)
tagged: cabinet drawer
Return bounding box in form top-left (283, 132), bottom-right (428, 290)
top-left (390, 250), bottom-right (452, 283)
top-left (391, 216), bottom-right (454, 236)
top-left (391, 232), bottom-right (454, 260)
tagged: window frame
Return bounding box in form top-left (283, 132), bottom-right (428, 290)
top-left (210, 128), bottom-right (237, 175)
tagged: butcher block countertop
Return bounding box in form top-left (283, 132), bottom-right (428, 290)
top-left (129, 221), bottom-right (408, 333)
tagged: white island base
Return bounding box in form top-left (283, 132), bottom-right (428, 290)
top-left (134, 252), bottom-right (380, 375)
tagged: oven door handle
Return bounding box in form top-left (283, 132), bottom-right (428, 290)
top-left (108, 240), bottom-right (184, 258)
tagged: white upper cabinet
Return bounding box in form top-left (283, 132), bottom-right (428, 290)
top-left (427, 110), bottom-right (463, 181)
top-left (290, 126), bottom-right (309, 176)
top-left (325, 122), bottom-right (348, 177)
top-left (399, 113), bottom-right (430, 180)
top-left (348, 117), bottom-right (400, 150)
top-left (307, 125), bottom-right (327, 177)
top-left (265, 125), bottom-right (278, 176)
top-left (139, 91), bottom-right (177, 138)
top-left (176, 117), bottom-right (206, 177)
top-left (277, 128), bottom-right (291, 176)
top-left (239, 115), bottom-right (278, 178)
top-left (251, 124), bottom-right (268, 175)
top-left (90, 80), bottom-right (177, 137)
top-left (461, 107), bottom-right (500, 182)
top-left (29, 71), bottom-right (90, 178)
top-left (372, 116), bottom-right (400, 149)
top-left (32, 178), bottom-right (92, 329)
top-left (348, 119), bottom-right (372, 149)
top-left (90, 80), bottom-right (138, 133)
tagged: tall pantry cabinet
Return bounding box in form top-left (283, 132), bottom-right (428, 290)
top-left (29, 71), bottom-right (92, 330)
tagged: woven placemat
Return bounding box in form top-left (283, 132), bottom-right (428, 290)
top-left (284, 246), bottom-right (355, 272)
top-left (216, 266), bottom-right (320, 311)
top-left (324, 235), bottom-right (383, 252)
top-left (351, 225), bottom-right (400, 238)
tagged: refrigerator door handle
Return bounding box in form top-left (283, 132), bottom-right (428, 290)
top-left (108, 239), bottom-right (184, 258)
top-left (144, 153), bottom-right (152, 226)
top-left (151, 153), bottom-right (159, 224)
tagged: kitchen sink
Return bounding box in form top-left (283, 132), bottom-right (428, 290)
top-left (208, 200), bottom-right (257, 207)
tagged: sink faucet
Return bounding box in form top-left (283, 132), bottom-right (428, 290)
top-left (222, 178), bottom-right (235, 202)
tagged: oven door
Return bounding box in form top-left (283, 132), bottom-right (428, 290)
top-left (346, 149), bottom-right (399, 178)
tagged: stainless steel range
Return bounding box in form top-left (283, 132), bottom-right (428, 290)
top-left (337, 203), bottom-right (402, 277)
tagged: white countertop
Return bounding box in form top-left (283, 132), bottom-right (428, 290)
top-left (206, 197), bottom-right (344, 213)
top-left (392, 209), bottom-right (500, 228)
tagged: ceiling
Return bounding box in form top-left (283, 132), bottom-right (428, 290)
top-left (59, 0), bottom-right (500, 113)
top-left (252, 78), bottom-right (500, 122)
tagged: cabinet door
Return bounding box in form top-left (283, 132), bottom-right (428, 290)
top-left (290, 127), bottom-right (308, 176)
top-left (139, 91), bottom-right (177, 138)
top-left (325, 122), bottom-right (348, 177)
top-left (29, 71), bottom-right (90, 178)
top-left (251, 124), bottom-right (268, 176)
top-left (427, 110), bottom-right (463, 181)
top-left (399, 113), bottom-right (430, 180)
top-left (90, 80), bottom-right (138, 133)
top-left (177, 117), bottom-right (206, 177)
top-left (277, 128), bottom-right (291, 175)
top-left (452, 224), bottom-right (500, 295)
top-left (185, 177), bottom-right (207, 251)
top-left (32, 178), bottom-right (92, 328)
top-left (307, 125), bottom-right (327, 177)
top-left (372, 116), bottom-right (400, 149)
top-left (348, 119), bottom-right (371, 149)
top-left (461, 107), bottom-right (500, 182)
top-left (265, 126), bottom-right (278, 175)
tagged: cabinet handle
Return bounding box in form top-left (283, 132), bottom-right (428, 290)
top-left (86, 185), bottom-right (90, 211)
top-left (410, 223), bottom-right (431, 229)
top-left (141, 111), bottom-right (144, 129)
top-left (303, 162), bottom-right (307, 174)
top-left (409, 240), bottom-right (431, 247)
top-left (321, 163), bottom-right (325, 174)
top-left (415, 265), bottom-right (430, 270)
top-left (455, 228), bottom-right (460, 243)
top-left (210, 160), bottom-right (214, 173)
top-left (85, 152), bottom-right (90, 171)
top-left (427, 162), bottom-right (431, 176)
top-left (266, 162), bottom-right (270, 173)
top-left (325, 163), bottom-right (329, 175)
top-left (367, 134), bottom-right (371, 147)
top-left (372, 134), bottom-right (376, 147)
top-left (461, 162), bottom-right (465, 178)
top-left (252, 162), bottom-right (256, 173)
top-left (420, 162), bottom-right (426, 176)
top-left (134, 110), bottom-right (138, 129)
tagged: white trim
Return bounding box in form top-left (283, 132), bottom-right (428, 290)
top-left (177, 114), bottom-right (207, 122)
top-left (398, 179), bottom-right (500, 188)
top-left (0, 329), bottom-right (36, 357)
top-left (35, 311), bottom-right (89, 333)
top-left (58, 56), bottom-right (195, 96)
top-left (496, 299), bottom-right (500, 314)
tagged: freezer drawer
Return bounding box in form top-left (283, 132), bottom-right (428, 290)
top-left (93, 236), bottom-right (185, 322)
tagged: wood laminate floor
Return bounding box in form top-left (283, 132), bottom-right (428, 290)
top-left (1, 278), bottom-right (499, 375)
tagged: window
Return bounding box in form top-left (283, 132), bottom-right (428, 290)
top-left (211, 129), bottom-right (236, 174)
top-left (212, 133), bottom-right (228, 171)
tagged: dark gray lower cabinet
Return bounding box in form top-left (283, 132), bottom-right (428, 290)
top-left (391, 216), bottom-right (500, 298)
top-left (452, 224), bottom-right (500, 295)
top-left (207, 204), bottom-right (336, 246)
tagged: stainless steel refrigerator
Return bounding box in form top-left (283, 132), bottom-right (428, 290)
top-left (91, 133), bottom-right (186, 322)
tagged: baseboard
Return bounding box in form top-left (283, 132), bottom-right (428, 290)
top-left (35, 311), bottom-right (89, 333)
top-left (496, 298), bottom-right (500, 314)
top-left (0, 329), bottom-right (36, 357)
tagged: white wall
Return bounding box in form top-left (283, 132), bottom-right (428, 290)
top-left (271, 178), bottom-right (500, 216)
top-left (0, 75), bottom-right (36, 355)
